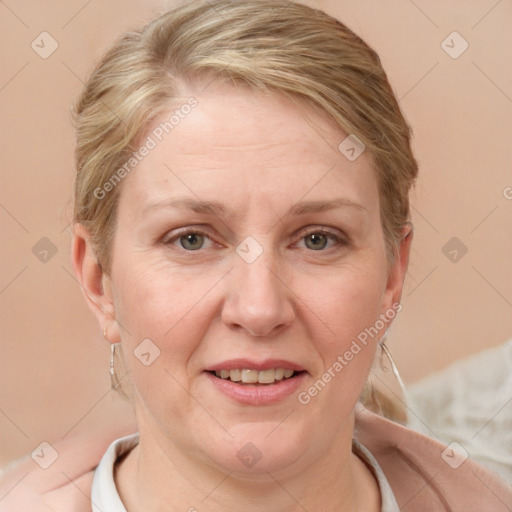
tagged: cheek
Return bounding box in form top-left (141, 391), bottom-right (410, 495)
top-left (114, 252), bottom-right (201, 323)
top-left (293, 270), bottom-right (386, 420)
top-left (110, 260), bottom-right (223, 419)
top-left (110, 257), bottom-right (220, 371)
top-left (304, 263), bottom-right (387, 341)
top-left (296, 258), bottom-right (388, 393)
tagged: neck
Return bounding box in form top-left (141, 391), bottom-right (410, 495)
top-left (115, 414), bottom-right (381, 512)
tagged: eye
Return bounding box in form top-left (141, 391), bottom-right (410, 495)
top-left (179, 232), bottom-right (206, 251)
top-left (304, 232), bottom-right (329, 250)
top-left (162, 228), bottom-right (215, 251)
top-left (299, 228), bottom-right (346, 251)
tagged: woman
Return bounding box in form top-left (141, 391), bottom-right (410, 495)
top-left (1, 1), bottom-right (510, 510)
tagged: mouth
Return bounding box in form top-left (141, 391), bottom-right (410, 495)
top-left (208, 368), bottom-right (305, 385)
top-left (204, 359), bottom-right (308, 405)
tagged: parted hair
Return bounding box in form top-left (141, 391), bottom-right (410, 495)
top-left (73, 0), bottom-right (417, 422)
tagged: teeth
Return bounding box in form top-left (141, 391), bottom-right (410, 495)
top-left (214, 368), bottom-right (297, 384)
top-left (241, 369), bottom-right (259, 383)
top-left (258, 369), bottom-right (276, 384)
top-left (230, 369), bottom-right (242, 382)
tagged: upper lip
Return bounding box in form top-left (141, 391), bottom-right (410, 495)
top-left (205, 358), bottom-right (306, 372)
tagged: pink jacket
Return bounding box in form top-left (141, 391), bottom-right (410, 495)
top-left (1, 403), bottom-right (510, 511)
top-left (354, 403), bottom-right (512, 510)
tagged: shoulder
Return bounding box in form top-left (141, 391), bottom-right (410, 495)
top-left (0, 423), bottom-right (137, 512)
top-left (0, 466), bottom-right (95, 512)
top-left (355, 402), bottom-right (512, 511)
top-left (0, 411), bottom-right (137, 511)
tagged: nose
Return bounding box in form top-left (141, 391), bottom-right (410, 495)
top-left (221, 251), bottom-right (295, 338)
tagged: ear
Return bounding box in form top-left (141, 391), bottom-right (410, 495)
top-left (71, 223), bottom-right (121, 344)
top-left (381, 224), bottom-right (414, 312)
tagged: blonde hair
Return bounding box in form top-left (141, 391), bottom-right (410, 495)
top-left (73, 0), bottom-right (417, 422)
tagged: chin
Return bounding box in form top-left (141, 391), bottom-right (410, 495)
top-left (203, 423), bottom-right (308, 476)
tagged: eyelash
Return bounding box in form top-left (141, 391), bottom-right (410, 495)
top-left (162, 226), bottom-right (348, 252)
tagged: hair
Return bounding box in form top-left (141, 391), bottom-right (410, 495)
top-left (73, 0), bottom-right (418, 422)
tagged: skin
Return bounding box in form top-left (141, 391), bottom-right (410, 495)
top-left (73, 82), bottom-right (412, 511)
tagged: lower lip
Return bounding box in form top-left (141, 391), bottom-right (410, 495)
top-left (205, 371), bottom-right (307, 405)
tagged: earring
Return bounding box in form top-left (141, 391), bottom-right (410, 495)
top-left (104, 327), bottom-right (118, 389)
top-left (110, 342), bottom-right (122, 391)
top-left (109, 342), bottom-right (115, 382)
top-left (104, 327), bottom-right (119, 389)
top-left (103, 328), bottom-right (131, 398)
top-left (379, 336), bottom-right (407, 398)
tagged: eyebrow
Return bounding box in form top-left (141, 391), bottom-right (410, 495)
top-left (142, 198), bottom-right (229, 217)
top-left (142, 197), bottom-right (366, 218)
top-left (287, 198), bottom-right (366, 215)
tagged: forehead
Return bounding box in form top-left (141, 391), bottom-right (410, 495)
top-left (118, 83), bottom-right (379, 220)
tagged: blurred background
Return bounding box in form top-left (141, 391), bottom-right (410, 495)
top-left (1, 0), bottom-right (511, 468)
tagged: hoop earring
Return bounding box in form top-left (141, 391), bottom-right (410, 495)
top-left (110, 342), bottom-right (122, 391)
top-left (379, 336), bottom-right (406, 397)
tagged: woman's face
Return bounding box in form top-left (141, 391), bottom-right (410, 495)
top-left (89, 83), bottom-right (409, 475)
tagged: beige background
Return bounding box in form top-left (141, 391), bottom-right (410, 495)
top-left (1, 0), bottom-right (511, 467)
